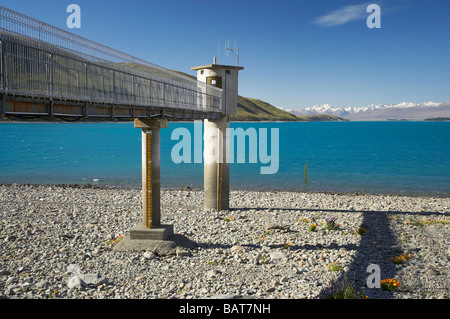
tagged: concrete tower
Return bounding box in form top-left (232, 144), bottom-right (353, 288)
top-left (192, 58), bottom-right (243, 115)
top-left (192, 59), bottom-right (244, 211)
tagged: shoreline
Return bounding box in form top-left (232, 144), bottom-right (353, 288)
top-left (1, 182), bottom-right (449, 199)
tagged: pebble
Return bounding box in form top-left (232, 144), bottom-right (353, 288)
top-left (143, 251), bottom-right (157, 260)
top-left (67, 276), bottom-right (85, 289)
top-left (0, 184), bottom-right (449, 299)
top-left (269, 251), bottom-right (288, 262)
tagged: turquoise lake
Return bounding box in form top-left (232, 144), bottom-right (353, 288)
top-left (0, 121), bottom-right (449, 196)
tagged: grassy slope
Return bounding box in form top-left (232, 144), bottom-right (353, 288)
top-left (231, 96), bottom-right (298, 121)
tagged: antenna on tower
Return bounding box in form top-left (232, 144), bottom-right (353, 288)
top-left (217, 40), bottom-right (240, 66)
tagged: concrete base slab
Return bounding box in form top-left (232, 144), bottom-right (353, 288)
top-left (113, 224), bottom-right (196, 256)
top-left (113, 237), bottom-right (177, 255)
top-left (129, 223), bottom-right (174, 241)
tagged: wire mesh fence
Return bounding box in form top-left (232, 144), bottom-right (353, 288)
top-left (0, 6), bottom-right (222, 113)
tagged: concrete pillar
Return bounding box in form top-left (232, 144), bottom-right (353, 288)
top-left (0, 95), bottom-right (4, 117)
top-left (120, 118), bottom-right (173, 242)
top-left (113, 117), bottom-right (180, 252)
top-left (134, 118), bottom-right (167, 228)
top-left (204, 117), bottom-right (230, 211)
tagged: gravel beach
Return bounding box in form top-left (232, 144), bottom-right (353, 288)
top-left (0, 184), bottom-right (449, 299)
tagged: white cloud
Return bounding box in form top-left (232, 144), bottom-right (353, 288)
top-left (313, 4), bottom-right (369, 27)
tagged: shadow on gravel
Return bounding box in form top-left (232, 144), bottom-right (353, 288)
top-left (193, 210), bottom-right (401, 298)
top-left (229, 206), bottom-right (447, 299)
top-left (189, 204), bottom-right (448, 299)
top-left (316, 210), bottom-right (399, 299)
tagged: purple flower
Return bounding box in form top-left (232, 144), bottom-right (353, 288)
top-left (326, 216), bottom-right (336, 223)
top-left (326, 216), bottom-right (339, 230)
top-left (329, 281), bottom-right (334, 295)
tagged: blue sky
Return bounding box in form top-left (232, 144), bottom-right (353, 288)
top-left (1, 0), bottom-right (449, 110)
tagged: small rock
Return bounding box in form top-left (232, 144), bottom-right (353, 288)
top-left (0, 270), bottom-right (10, 276)
top-left (143, 251), bottom-right (157, 259)
top-left (6, 277), bottom-right (18, 285)
top-left (280, 276), bottom-right (289, 283)
top-left (231, 245), bottom-right (245, 254)
top-left (17, 266), bottom-right (27, 273)
top-left (201, 287), bottom-right (209, 294)
top-left (176, 247), bottom-right (191, 257)
top-left (35, 280), bottom-right (48, 289)
top-left (6, 284), bottom-right (22, 295)
top-left (270, 251), bottom-right (288, 262)
top-left (21, 282), bottom-right (32, 291)
top-left (266, 223), bottom-right (289, 231)
top-left (205, 270), bottom-right (219, 279)
top-left (404, 243), bottom-right (418, 251)
top-left (161, 265), bottom-right (171, 271)
top-left (427, 268), bottom-right (440, 276)
top-left (67, 276), bottom-right (86, 289)
top-left (81, 273), bottom-right (108, 286)
top-left (265, 286), bottom-right (276, 293)
top-left (4, 235), bottom-right (17, 242)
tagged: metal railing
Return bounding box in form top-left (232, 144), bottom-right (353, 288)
top-left (0, 6), bottom-right (222, 113)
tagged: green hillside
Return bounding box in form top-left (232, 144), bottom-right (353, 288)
top-left (231, 96), bottom-right (298, 121)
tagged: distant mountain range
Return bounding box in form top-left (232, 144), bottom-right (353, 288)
top-left (284, 101), bottom-right (450, 121)
top-left (230, 96), bottom-right (348, 122)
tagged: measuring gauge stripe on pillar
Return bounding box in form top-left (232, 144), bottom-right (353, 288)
top-left (218, 161), bottom-right (222, 211)
top-left (144, 130), bottom-right (152, 228)
top-left (217, 127), bottom-right (223, 212)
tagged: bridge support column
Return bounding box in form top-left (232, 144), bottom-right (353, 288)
top-left (0, 94), bottom-right (5, 117)
top-left (114, 118), bottom-right (175, 251)
top-left (114, 118), bottom-right (195, 254)
top-left (204, 117), bottom-right (230, 211)
top-left (133, 118), bottom-right (171, 232)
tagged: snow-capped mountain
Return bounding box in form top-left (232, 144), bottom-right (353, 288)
top-left (286, 101), bottom-right (450, 120)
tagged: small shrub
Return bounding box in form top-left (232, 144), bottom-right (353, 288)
top-left (389, 253), bottom-right (413, 265)
top-left (328, 262), bottom-right (341, 272)
top-left (355, 226), bottom-right (368, 235)
top-left (106, 235), bottom-right (124, 247)
top-left (324, 277), bottom-right (368, 299)
top-left (381, 279), bottom-right (400, 292)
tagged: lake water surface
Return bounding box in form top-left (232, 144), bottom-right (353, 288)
top-left (0, 121), bottom-right (449, 196)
